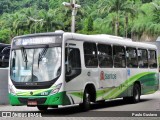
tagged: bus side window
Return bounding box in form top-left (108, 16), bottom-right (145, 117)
top-left (148, 50), bottom-right (157, 68)
top-left (138, 49), bottom-right (148, 68)
top-left (65, 47), bottom-right (81, 82)
top-left (68, 48), bottom-right (81, 69)
top-left (113, 46), bottom-right (126, 68)
top-left (98, 44), bottom-right (113, 68)
top-left (126, 47), bottom-right (138, 68)
top-left (83, 42), bottom-right (98, 68)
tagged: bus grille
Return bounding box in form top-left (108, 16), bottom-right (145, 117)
top-left (18, 98), bottom-right (47, 105)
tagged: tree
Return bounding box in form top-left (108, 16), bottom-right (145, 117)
top-left (0, 0), bottom-right (159, 43)
top-left (86, 16), bottom-right (93, 31)
top-left (21, 7), bottom-right (39, 33)
top-left (39, 9), bottom-right (63, 32)
top-left (142, 0), bottom-right (153, 3)
top-left (0, 29), bottom-right (11, 43)
top-left (152, 0), bottom-right (160, 23)
top-left (132, 1), bottom-right (160, 39)
top-left (98, 0), bottom-right (135, 36)
top-left (99, 12), bottom-right (117, 34)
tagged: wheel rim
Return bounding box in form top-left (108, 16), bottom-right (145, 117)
top-left (134, 86), bottom-right (139, 102)
top-left (85, 92), bottom-right (90, 110)
top-left (135, 89), bottom-right (139, 100)
top-left (86, 93), bottom-right (90, 104)
top-left (82, 90), bottom-right (91, 111)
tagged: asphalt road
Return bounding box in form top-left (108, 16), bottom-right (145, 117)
top-left (0, 91), bottom-right (160, 119)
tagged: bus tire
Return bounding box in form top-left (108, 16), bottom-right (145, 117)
top-left (123, 97), bottom-right (132, 103)
top-left (37, 105), bottom-right (48, 111)
top-left (80, 89), bottom-right (91, 111)
top-left (132, 83), bottom-right (141, 103)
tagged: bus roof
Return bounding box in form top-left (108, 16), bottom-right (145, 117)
top-left (64, 33), bottom-right (157, 50)
top-left (12, 32), bottom-right (157, 50)
top-left (13, 32), bottom-right (63, 39)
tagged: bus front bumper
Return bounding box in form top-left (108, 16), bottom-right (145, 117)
top-left (9, 91), bottom-right (71, 106)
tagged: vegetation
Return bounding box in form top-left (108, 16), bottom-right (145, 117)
top-left (0, 0), bottom-right (159, 43)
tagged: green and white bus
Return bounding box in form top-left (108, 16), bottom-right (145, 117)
top-left (9, 31), bottom-right (159, 111)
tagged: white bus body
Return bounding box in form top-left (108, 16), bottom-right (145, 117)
top-left (9, 32), bottom-right (159, 111)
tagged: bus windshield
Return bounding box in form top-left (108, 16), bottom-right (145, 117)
top-left (10, 47), bottom-right (61, 82)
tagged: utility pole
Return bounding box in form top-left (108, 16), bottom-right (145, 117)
top-left (63, 0), bottom-right (81, 33)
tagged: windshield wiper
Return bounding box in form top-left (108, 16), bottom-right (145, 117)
top-left (21, 47), bottom-right (28, 69)
top-left (38, 45), bottom-right (49, 68)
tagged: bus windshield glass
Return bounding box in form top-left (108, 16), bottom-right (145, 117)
top-left (10, 35), bottom-right (62, 83)
top-left (11, 47), bottom-right (61, 82)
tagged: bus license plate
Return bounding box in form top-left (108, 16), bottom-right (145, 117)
top-left (28, 101), bottom-right (37, 106)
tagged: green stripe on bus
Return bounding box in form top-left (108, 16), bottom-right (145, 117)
top-left (9, 91), bottom-right (71, 105)
top-left (69, 92), bottom-right (83, 98)
top-left (103, 72), bottom-right (157, 99)
top-left (69, 72), bottom-right (158, 100)
top-left (16, 86), bottom-right (55, 96)
top-left (14, 72), bottom-right (158, 104)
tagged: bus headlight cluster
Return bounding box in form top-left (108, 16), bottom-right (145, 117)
top-left (9, 85), bottom-right (16, 95)
top-left (50, 83), bottom-right (62, 95)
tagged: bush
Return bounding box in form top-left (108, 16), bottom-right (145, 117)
top-left (0, 29), bottom-right (11, 43)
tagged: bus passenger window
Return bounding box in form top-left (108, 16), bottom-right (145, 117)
top-left (126, 47), bottom-right (138, 68)
top-left (148, 50), bottom-right (157, 68)
top-left (83, 42), bottom-right (98, 68)
top-left (113, 46), bottom-right (126, 68)
top-left (98, 44), bottom-right (113, 68)
top-left (138, 49), bottom-right (148, 68)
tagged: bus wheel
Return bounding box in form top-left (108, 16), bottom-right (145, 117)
top-left (80, 89), bottom-right (91, 111)
top-left (132, 84), bottom-right (141, 103)
top-left (37, 105), bottom-right (48, 111)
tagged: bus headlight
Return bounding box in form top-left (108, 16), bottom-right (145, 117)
top-left (9, 85), bottom-right (16, 95)
top-left (50, 83), bottom-right (62, 95)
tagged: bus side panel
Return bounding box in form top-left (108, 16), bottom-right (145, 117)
top-left (125, 69), bottom-right (158, 96)
top-left (98, 68), bottom-right (127, 100)
top-left (126, 68), bottom-right (144, 97)
top-left (97, 68), bottom-right (115, 100)
top-left (99, 69), bottom-right (158, 99)
top-left (140, 69), bottom-right (159, 95)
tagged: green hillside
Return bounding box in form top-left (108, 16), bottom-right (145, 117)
top-left (0, 0), bottom-right (159, 43)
